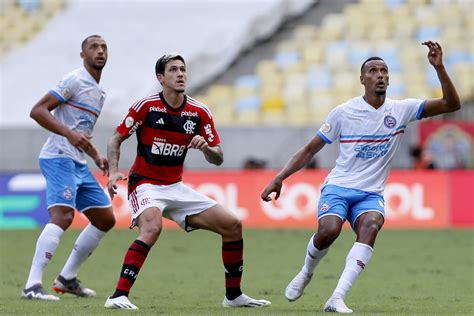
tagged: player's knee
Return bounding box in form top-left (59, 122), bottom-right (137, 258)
top-left (100, 213), bottom-right (116, 231)
top-left (140, 223), bottom-right (162, 246)
top-left (361, 220), bottom-right (381, 236)
top-left (316, 224), bottom-right (342, 247)
top-left (222, 216), bottom-right (242, 239)
top-left (50, 211), bottom-right (74, 230)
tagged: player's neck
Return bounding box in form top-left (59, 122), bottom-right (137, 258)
top-left (84, 64), bottom-right (102, 83)
top-left (162, 89), bottom-right (184, 109)
top-left (363, 94), bottom-right (386, 109)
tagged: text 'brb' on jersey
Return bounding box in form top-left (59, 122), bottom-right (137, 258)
top-left (317, 96), bottom-right (426, 194)
top-left (116, 92), bottom-right (220, 191)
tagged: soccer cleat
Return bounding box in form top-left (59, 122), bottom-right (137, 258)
top-left (22, 284), bottom-right (60, 301)
top-left (104, 295), bottom-right (139, 309)
top-left (222, 293), bottom-right (271, 307)
top-left (323, 296), bottom-right (353, 313)
top-left (285, 271), bottom-right (313, 301)
top-left (53, 275), bottom-right (96, 297)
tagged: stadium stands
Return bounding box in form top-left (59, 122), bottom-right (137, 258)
top-left (201, 0), bottom-right (474, 126)
top-left (0, 0), bottom-right (64, 60)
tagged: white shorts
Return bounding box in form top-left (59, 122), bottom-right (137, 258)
top-left (128, 182), bottom-right (218, 231)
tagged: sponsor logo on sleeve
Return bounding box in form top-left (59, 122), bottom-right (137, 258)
top-left (204, 124), bottom-right (214, 142)
top-left (125, 116), bottom-right (134, 128)
top-left (61, 88), bottom-right (72, 99)
top-left (319, 122), bottom-right (331, 134)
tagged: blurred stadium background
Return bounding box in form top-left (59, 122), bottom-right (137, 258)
top-left (0, 0), bottom-right (473, 314)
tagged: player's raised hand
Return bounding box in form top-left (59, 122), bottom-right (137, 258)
top-left (187, 135), bottom-right (209, 152)
top-left (65, 129), bottom-right (93, 152)
top-left (107, 172), bottom-right (127, 200)
top-left (422, 41), bottom-right (443, 68)
top-left (261, 177), bottom-right (283, 202)
top-left (95, 154), bottom-right (109, 176)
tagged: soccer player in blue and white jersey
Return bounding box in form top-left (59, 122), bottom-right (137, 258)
top-left (22, 35), bottom-right (115, 301)
top-left (261, 41), bottom-right (460, 313)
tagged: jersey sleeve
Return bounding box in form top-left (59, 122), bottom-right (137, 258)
top-left (49, 73), bottom-right (79, 103)
top-left (316, 107), bottom-right (343, 144)
top-left (399, 98), bottom-right (427, 123)
top-left (199, 109), bottom-right (220, 147)
top-left (116, 102), bottom-right (148, 139)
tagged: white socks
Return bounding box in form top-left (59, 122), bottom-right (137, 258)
top-left (332, 242), bottom-right (373, 299)
top-left (25, 223), bottom-right (64, 289)
top-left (301, 234), bottom-right (329, 276)
top-left (60, 224), bottom-right (106, 280)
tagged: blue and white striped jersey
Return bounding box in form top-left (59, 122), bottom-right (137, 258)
top-left (317, 96), bottom-right (425, 194)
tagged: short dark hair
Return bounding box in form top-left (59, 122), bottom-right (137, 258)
top-left (360, 56), bottom-right (385, 73)
top-left (81, 35), bottom-right (103, 50)
top-left (155, 54), bottom-right (185, 75)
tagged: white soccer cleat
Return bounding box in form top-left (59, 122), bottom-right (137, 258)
top-left (323, 296), bottom-right (353, 313)
top-left (222, 293), bottom-right (271, 307)
top-left (21, 284), bottom-right (60, 301)
top-left (104, 295), bottom-right (139, 309)
top-left (285, 271), bottom-right (313, 301)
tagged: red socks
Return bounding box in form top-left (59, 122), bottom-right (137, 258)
top-left (111, 240), bottom-right (150, 298)
top-left (222, 240), bottom-right (243, 300)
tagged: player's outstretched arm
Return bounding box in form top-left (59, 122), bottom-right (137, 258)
top-left (107, 131), bottom-right (127, 199)
top-left (187, 135), bottom-right (224, 166)
top-left (421, 41), bottom-right (461, 118)
top-left (261, 135), bottom-right (325, 201)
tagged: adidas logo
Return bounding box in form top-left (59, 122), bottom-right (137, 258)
top-left (156, 118), bottom-right (165, 125)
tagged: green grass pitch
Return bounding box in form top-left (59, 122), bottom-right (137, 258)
top-left (1, 228), bottom-right (473, 315)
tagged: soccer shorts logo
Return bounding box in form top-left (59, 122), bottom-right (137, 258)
top-left (62, 186), bottom-right (73, 200)
top-left (320, 203), bottom-right (330, 213)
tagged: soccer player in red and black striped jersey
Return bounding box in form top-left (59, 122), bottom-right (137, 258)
top-left (103, 54), bottom-right (271, 310)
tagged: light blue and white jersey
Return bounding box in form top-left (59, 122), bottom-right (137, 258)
top-left (317, 96), bottom-right (426, 194)
top-left (39, 67), bottom-right (106, 164)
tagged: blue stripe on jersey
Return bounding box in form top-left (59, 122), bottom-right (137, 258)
top-left (340, 125), bottom-right (406, 139)
top-left (49, 90), bottom-right (65, 103)
top-left (67, 100), bottom-right (100, 116)
top-left (416, 100), bottom-right (427, 120)
top-left (317, 131), bottom-right (332, 144)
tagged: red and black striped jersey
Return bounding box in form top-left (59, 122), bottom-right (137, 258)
top-left (116, 92), bottom-right (220, 192)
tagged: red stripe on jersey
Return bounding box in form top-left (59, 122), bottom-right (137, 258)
top-left (65, 102), bottom-right (98, 117)
top-left (339, 130), bottom-right (405, 143)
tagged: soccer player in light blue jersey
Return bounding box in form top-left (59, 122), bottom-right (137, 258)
top-left (261, 41), bottom-right (460, 313)
top-left (22, 35), bottom-right (115, 301)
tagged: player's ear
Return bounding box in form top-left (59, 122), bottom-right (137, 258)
top-left (360, 75), bottom-right (364, 85)
top-left (156, 73), bottom-right (163, 85)
top-left (80, 51), bottom-right (84, 59)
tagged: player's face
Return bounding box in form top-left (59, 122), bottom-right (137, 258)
top-left (159, 60), bottom-right (186, 93)
top-left (81, 37), bottom-right (108, 70)
top-left (360, 60), bottom-right (389, 96)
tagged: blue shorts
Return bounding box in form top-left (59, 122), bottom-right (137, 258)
top-left (318, 184), bottom-right (385, 229)
top-left (39, 158), bottom-right (111, 212)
